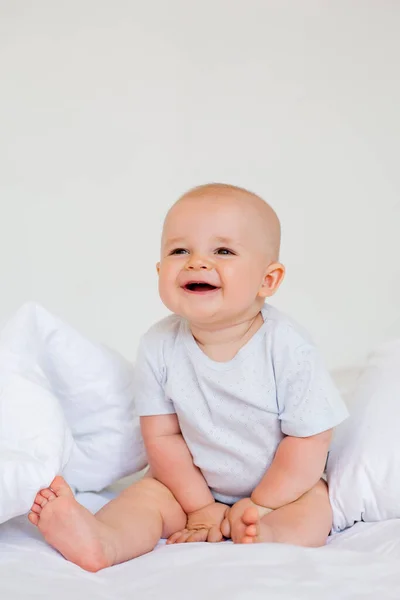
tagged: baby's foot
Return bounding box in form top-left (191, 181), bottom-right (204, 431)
top-left (237, 507), bottom-right (274, 544)
top-left (28, 476), bottom-right (115, 572)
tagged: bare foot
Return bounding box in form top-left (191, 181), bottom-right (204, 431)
top-left (238, 507), bottom-right (274, 544)
top-left (28, 476), bottom-right (116, 572)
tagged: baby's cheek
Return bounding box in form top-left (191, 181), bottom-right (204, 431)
top-left (158, 277), bottom-right (178, 310)
top-left (225, 266), bottom-right (260, 297)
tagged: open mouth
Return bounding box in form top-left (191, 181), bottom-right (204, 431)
top-left (182, 282), bottom-right (219, 293)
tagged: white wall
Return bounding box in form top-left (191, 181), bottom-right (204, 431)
top-left (1, 1), bottom-right (399, 370)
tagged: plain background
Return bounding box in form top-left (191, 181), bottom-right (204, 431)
top-left (1, 1), bottom-right (399, 370)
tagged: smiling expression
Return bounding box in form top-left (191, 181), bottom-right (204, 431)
top-left (157, 186), bottom-right (285, 327)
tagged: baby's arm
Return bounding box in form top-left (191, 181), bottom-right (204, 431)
top-left (250, 429), bottom-right (332, 509)
top-left (141, 414), bottom-right (228, 542)
top-left (141, 414), bottom-right (214, 513)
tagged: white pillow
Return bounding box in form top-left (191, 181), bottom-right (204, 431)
top-left (327, 339), bottom-right (400, 532)
top-left (0, 372), bottom-right (73, 523)
top-left (0, 302), bottom-right (147, 523)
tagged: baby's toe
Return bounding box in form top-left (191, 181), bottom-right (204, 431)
top-left (34, 492), bottom-right (48, 508)
top-left (30, 503), bottom-right (42, 515)
top-left (48, 476), bottom-right (74, 498)
top-left (241, 535), bottom-right (255, 544)
top-left (28, 512), bottom-right (39, 526)
top-left (40, 488), bottom-right (56, 502)
top-left (245, 523), bottom-right (257, 537)
top-left (231, 519), bottom-right (247, 543)
top-left (242, 507), bottom-right (259, 526)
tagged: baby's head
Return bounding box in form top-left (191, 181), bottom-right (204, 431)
top-left (157, 183), bottom-right (285, 327)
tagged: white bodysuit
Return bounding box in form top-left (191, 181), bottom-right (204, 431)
top-left (134, 304), bottom-right (348, 504)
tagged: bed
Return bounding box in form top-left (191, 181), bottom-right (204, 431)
top-left (1, 308), bottom-right (399, 599)
top-left (1, 487), bottom-right (400, 599)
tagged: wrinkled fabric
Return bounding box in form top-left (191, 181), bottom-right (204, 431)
top-left (328, 338), bottom-right (400, 531)
top-left (0, 303), bottom-right (146, 524)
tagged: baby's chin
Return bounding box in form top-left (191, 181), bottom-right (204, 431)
top-left (177, 307), bottom-right (222, 325)
top-left (162, 290), bottom-right (262, 327)
top-left (166, 299), bottom-right (224, 325)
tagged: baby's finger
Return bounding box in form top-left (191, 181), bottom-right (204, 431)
top-left (207, 525), bottom-right (223, 543)
top-left (166, 529), bottom-right (188, 544)
top-left (220, 517), bottom-right (231, 539)
top-left (186, 528), bottom-right (209, 543)
top-left (176, 530), bottom-right (194, 544)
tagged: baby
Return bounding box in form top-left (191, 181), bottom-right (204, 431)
top-left (28, 183), bottom-right (348, 571)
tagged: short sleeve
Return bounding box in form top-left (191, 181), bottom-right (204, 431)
top-left (134, 334), bottom-right (176, 417)
top-left (274, 332), bottom-right (349, 437)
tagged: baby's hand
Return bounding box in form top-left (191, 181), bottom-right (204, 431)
top-left (166, 501), bottom-right (229, 544)
top-left (221, 498), bottom-right (273, 543)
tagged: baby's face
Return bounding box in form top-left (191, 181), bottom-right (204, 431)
top-left (157, 194), bottom-right (283, 327)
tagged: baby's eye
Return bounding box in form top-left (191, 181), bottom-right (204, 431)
top-left (169, 248), bottom-right (189, 255)
top-left (215, 247), bottom-right (235, 256)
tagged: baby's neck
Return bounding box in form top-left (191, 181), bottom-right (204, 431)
top-left (189, 310), bottom-right (264, 362)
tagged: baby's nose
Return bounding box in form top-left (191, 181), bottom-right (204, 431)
top-left (185, 255), bottom-right (213, 270)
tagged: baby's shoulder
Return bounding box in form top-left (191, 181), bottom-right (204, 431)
top-left (138, 314), bottom-right (183, 355)
top-left (263, 304), bottom-right (314, 351)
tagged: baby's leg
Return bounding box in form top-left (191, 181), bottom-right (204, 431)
top-left (238, 479), bottom-right (332, 547)
top-left (28, 475), bottom-right (186, 572)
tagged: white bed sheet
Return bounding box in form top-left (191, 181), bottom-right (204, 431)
top-left (1, 490), bottom-right (400, 599)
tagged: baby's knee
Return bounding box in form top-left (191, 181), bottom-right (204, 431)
top-left (120, 476), bottom-right (186, 536)
top-left (120, 476), bottom-right (174, 506)
top-left (135, 476), bottom-right (167, 496)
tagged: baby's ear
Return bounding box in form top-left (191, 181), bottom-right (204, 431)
top-left (156, 262), bottom-right (160, 275)
top-left (258, 262), bottom-right (285, 298)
